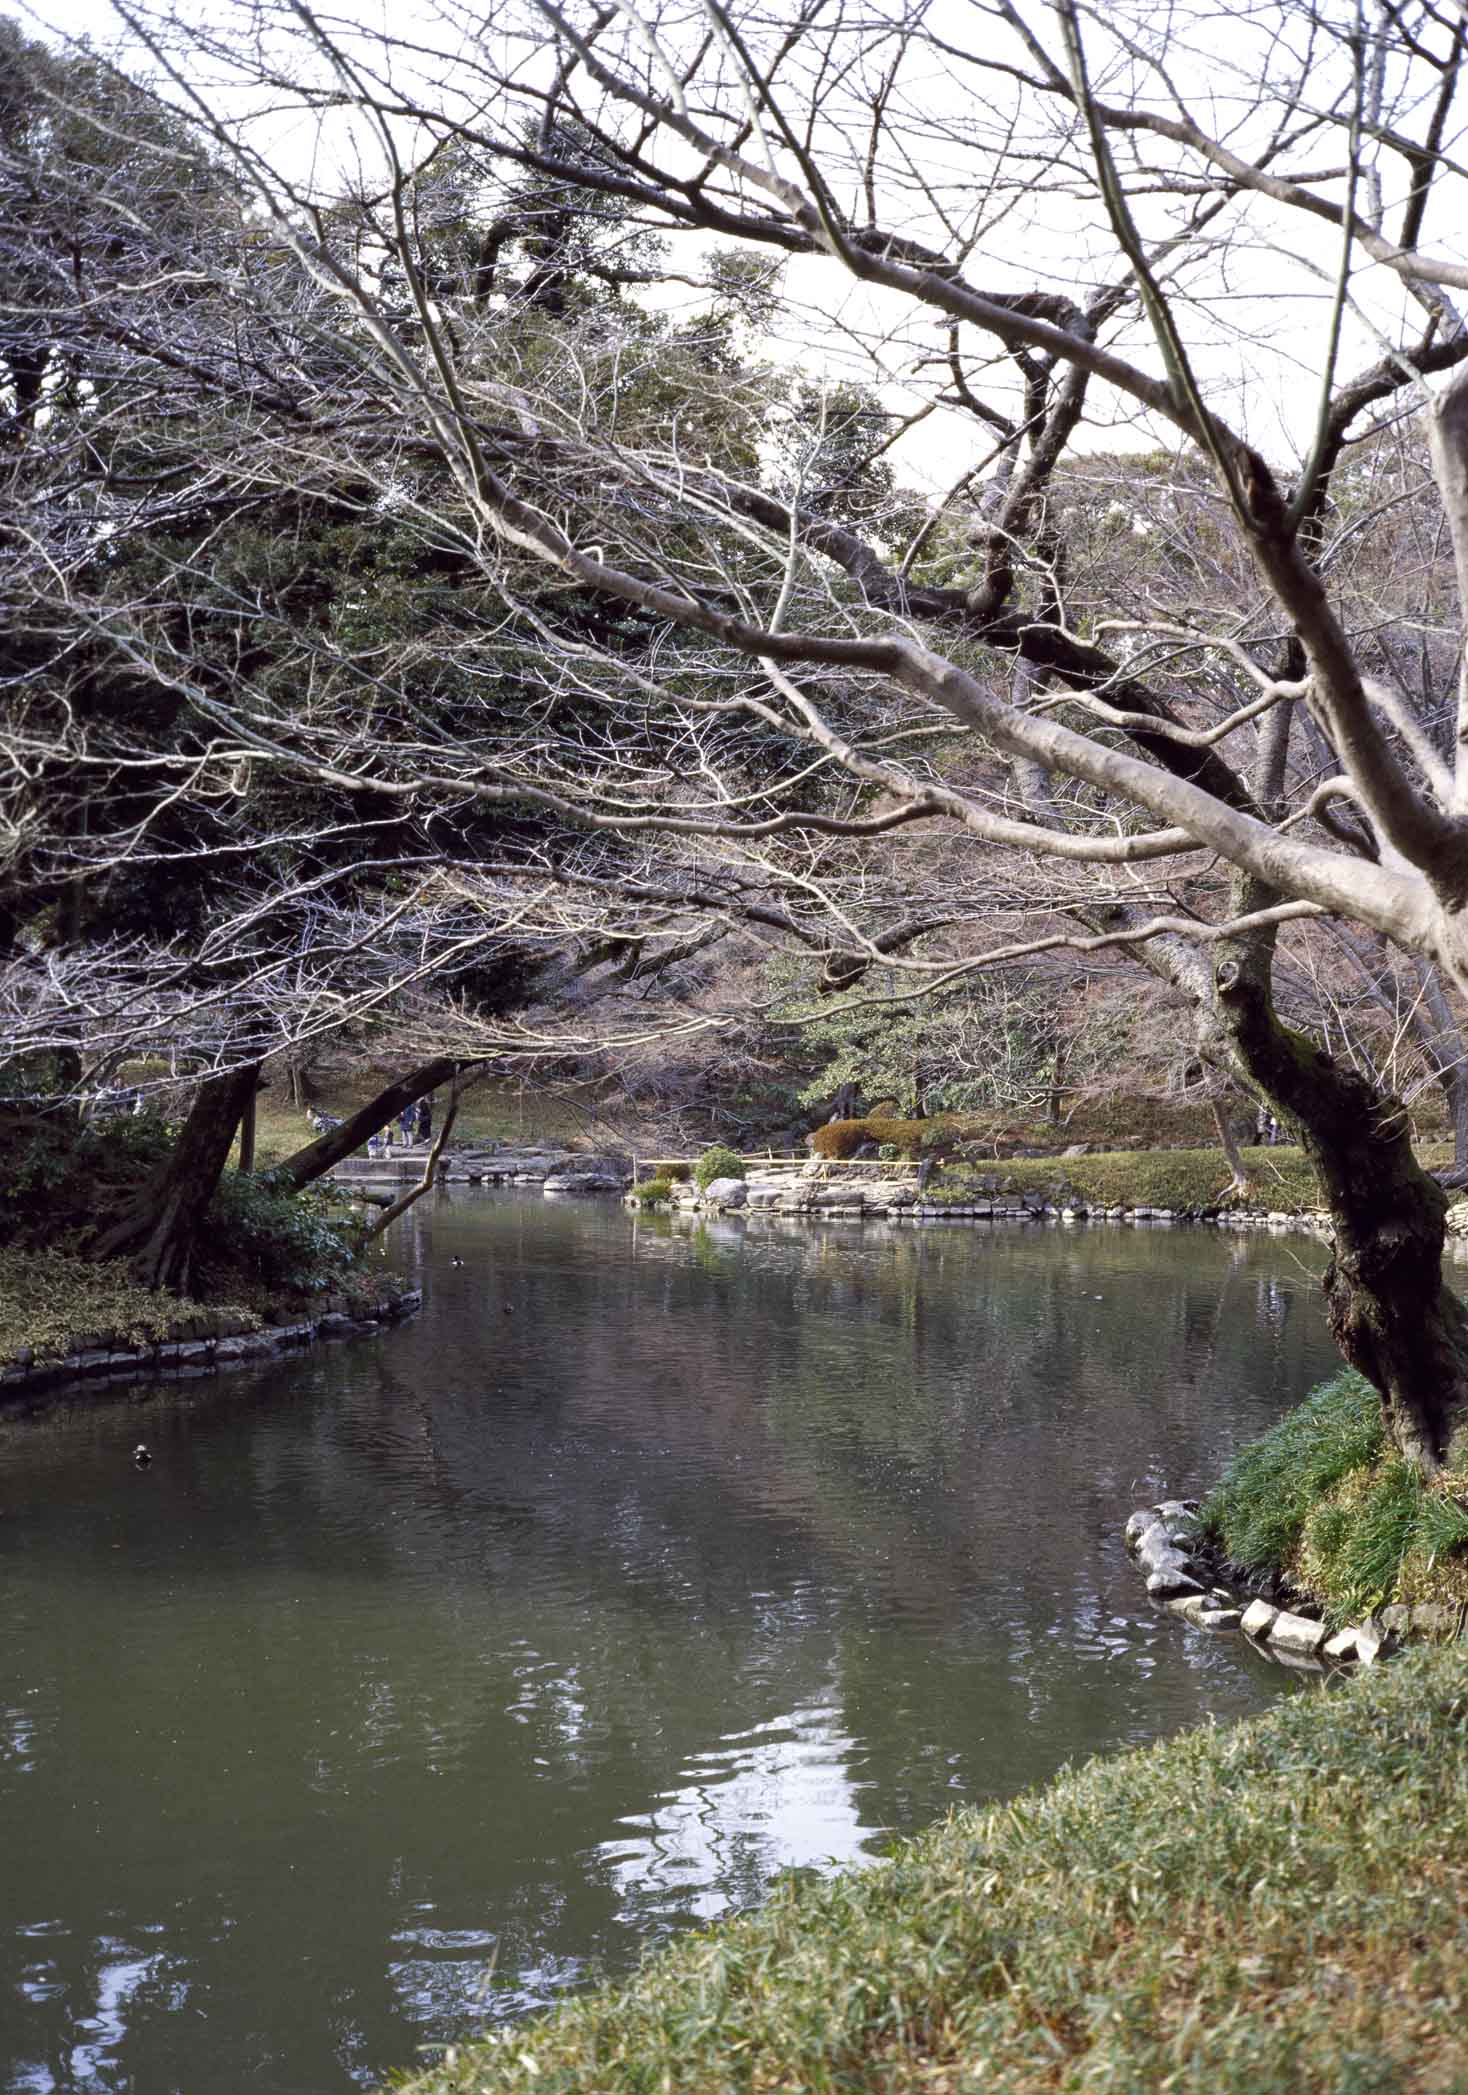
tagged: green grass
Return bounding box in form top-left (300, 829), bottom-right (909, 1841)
top-left (927, 1145), bottom-right (1325, 1214)
top-left (1202, 1371), bottom-right (1468, 1622)
top-left (1202, 1371), bottom-right (1386, 1572)
top-left (386, 1650), bottom-right (1468, 2095)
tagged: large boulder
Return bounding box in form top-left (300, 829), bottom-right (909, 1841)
top-left (701, 1176), bottom-right (748, 1209)
top-left (543, 1160), bottom-right (628, 1194)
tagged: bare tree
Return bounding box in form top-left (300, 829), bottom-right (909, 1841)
top-left (14, 1), bottom-right (1468, 1463)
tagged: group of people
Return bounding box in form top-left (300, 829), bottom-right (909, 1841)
top-left (306, 1096), bottom-right (433, 1156)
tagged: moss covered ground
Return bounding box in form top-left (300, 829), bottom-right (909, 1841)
top-left (387, 1650), bottom-right (1468, 2095)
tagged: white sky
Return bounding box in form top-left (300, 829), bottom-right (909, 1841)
top-left (11, 0), bottom-right (1462, 492)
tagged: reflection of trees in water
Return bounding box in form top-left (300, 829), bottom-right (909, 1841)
top-left (265, 1207), bottom-right (1337, 1637)
top-left (4, 1201), bottom-right (1336, 2087)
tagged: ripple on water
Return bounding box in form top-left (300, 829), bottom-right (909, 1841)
top-left (598, 1699), bottom-right (870, 1926)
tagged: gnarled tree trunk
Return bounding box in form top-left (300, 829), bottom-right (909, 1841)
top-left (91, 1062), bottom-right (261, 1293)
top-left (1217, 959), bottom-right (1468, 1473)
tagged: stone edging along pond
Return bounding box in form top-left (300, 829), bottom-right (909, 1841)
top-left (1125, 1500), bottom-right (1468, 1672)
top-left (0, 1286), bottom-right (423, 1408)
top-left (661, 1170), bottom-right (1337, 1234)
top-left (656, 1171), bottom-right (1468, 1248)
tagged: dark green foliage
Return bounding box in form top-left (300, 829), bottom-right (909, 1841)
top-left (632, 1176), bottom-right (674, 1206)
top-left (693, 1144), bottom-right (746, 1192)
top-left (0, 1111), bottom-right (360, 1298)
top-left (1201, 1370), bottom-right (1385, 1571)
top-left (196, 1174), bottom-right (362, 1295)
top-left (1, 1110), bottom-right (177, 1249)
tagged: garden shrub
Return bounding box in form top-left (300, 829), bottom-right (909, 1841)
top-left (1, 1110), bottom-right (177, 1250)
top-left (874, 1117), bottom-right (938, 1153)
top-left (197, 1173), bottom-right (362, 1295)
top-left (693, 1144), bottom-right (746, 1192)
top-left (810, 1115), bottom-right (931, 1159)
top-left (633, 1176), bottom-right (674, 1206)
top-left (809, 1119), bottom-right (869, 1159)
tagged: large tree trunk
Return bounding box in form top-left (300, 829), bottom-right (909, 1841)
top-left (91, 1063), bottom-right (261, 1293)
top-left (1217, 959), bottom-right (1468, 1473)
top-left (237, 1078), bottom-right (259, 1174)
top-left (268, 1058), bottom-right (465, 1191)
top-left (1413, 965), bottom-right (1468, 1179)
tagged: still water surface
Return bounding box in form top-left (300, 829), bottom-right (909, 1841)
top-left (2, 1197), bottom-right (1339, 2093)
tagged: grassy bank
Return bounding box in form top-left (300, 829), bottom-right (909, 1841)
top-left (1202, 1371), bottom-right (1468, 1623)
top-left (925, 1144), bottom-right (1327, 1214)
top-left (0, 1248), bottom-right (261, 1364)
top-left (245, 1077), bottom-right (601, 1170)
top-left (389, 1651), bottom-right (1468, 2095)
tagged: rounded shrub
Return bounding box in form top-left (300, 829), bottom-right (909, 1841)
top-left (812, 1115), bottom-right (932, 1159)
top-left (693, 1144), bottom-right (746, 1193)
top-left (809, 1119), bottom-right (869, 1159)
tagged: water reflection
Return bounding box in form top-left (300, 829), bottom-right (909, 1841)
top-left (600, 1694), bottom-right (864, 1929)
top-left (0, 1197), bottom-right (1340, 2094)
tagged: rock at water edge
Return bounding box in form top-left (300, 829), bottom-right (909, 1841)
top-left (701, 1177), bottom-right (749, 1208)
top-left (1267, 1611), bottom-right (1327, 1657)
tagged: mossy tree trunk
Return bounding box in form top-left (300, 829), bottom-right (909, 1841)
top-left (1217, 959), bottom-right (1468, 1474)
top-left (91, 1062), bottom-right (262, 1294)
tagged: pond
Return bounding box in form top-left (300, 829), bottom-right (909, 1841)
top-left (1, 1196), bottom-right (1341, 2094)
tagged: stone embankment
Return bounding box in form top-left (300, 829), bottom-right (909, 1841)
top-left (1124, 1500), bottom-right (1466, 1670)
top-left (328, 1144), bottom-right (629, 1194)
top-left (642, 1159), bottom-right (1335, 1235)
top-left (0, 1287), bottom-right (422, 1406)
